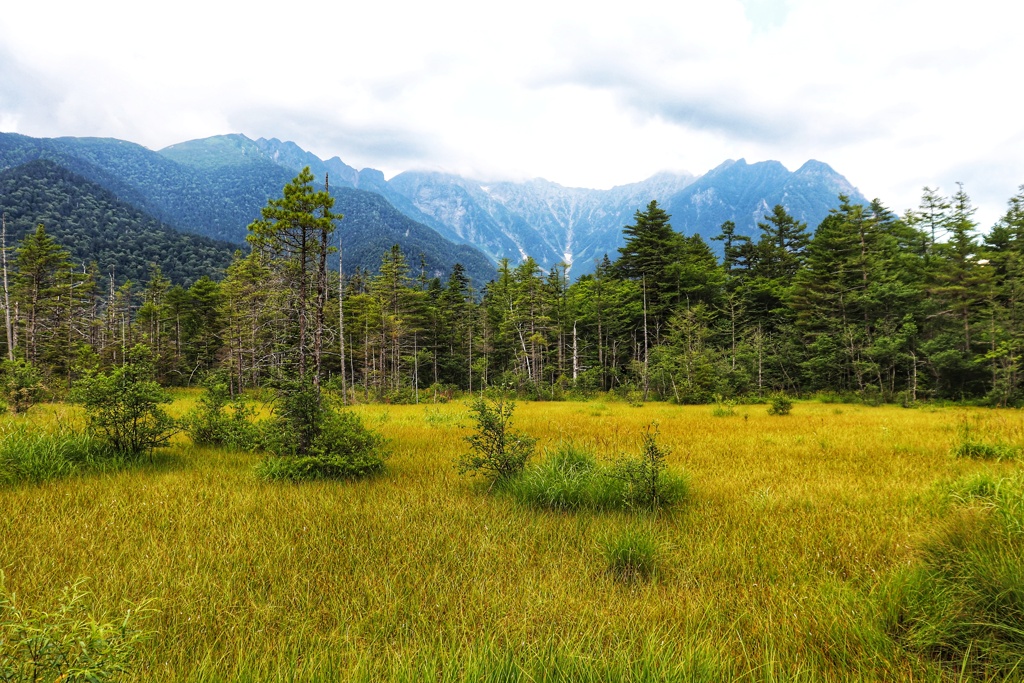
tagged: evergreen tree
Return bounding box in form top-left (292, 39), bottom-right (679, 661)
top-left (14, 224), bottom-right (71, 367)
top-left (247, 167), bottom-right (338, 386)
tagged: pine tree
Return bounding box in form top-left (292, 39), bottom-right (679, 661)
top-left (14, 224), bottom-right (72, 367)
top-left (247, 167), bottom-right (338, 387)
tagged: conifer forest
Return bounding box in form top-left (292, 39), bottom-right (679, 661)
top-left (4, 169), bottom-right (1024, 407)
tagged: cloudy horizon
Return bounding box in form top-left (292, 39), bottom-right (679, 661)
top-left (2, 0), bottom-right (1022, 228)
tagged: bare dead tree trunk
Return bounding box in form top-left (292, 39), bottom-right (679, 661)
top-left (338, 236), bottom-right (347, 404)
top-left (1, 213), bottom-right (13, 361)
top-left (572, 320), bottom-right (579, 381)
top-left (642, 274), bottom-right (650, 400)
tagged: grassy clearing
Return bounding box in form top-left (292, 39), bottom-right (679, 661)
top-left (0, 399), bottom-right (1021, 680)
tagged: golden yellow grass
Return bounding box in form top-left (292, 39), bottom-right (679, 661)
top-left (1, 398), bottom-right (1020, 680)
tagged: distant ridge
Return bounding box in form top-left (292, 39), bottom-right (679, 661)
top-left (159, 134), bottom-right (866, 275)
top-left (1, 131), bottom-right (866, 279)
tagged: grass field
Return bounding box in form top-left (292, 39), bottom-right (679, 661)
top-left (1, 396), bottom-right (1021, 681)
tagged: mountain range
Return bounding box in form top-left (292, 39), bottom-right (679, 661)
top-left (161, 134), bottom-right (865, 275)
top-left (0, 131), bottom-right (866, 283)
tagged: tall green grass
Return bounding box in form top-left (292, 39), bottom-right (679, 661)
top-left (500, 441), bottom-right (688, 512)
top-left (499, 443), bottom-right (625, 511)
top-left (0, 423), bottom-right (122, 485)
top-left (599, 526), bottom-right (661, 581)
top-left (888, 472), bottom-right (1024, 677)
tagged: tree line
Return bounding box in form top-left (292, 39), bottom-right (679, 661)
top-left (4, 167), bottom-right (1024, 406)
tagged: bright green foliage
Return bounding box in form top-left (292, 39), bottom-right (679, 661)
top-left (608, 423), bottom-right (688, 510)
top-left (766, 394), bottom-right (793, 416)
top-left (459, 396), bottom-right (536, 481)
top-left (649, 304), bottom-right (724, 404)
top-left (70, 345), bottom-right (175, 459)
top-left (0, 424), bottom-right (121, 485)
top-left (256, 370), bottom-right (388, 481)
top-left (263, 380), bottom-right (327, 457)
top-left (501, 443), bottom-right (624, 511)
top-left (0, 576), bottom-right (152, 682)
top-left (180, 374), bottom-right (259, 451)
top-left (599, 527), bottom-right (660, 581)
top-left (0, 359), bottom-right (43, 414)
top-left (710, 395), bottom-right (737, 417)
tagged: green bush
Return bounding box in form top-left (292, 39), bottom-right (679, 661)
top-left (181, 374), bottom-right (259, 451)
top-left (608, 423), bottom-right (688, 511)
top-left (896, 390), bottom-right (916, 408)
top-left (0, 359), bottom-right (43, 414)
top-left (70, 345), bottom-right (175, 460)
top-left (458, 396), bottom-right (536, 483)
top-left (256, 409), bottom-right (387, 482)
top-left (0, 575), bottom-right (152, 682)
top-left (710, 395), bottom-right (736, 417)
top-left (766, 394), bottom-right (792, 416)
top-left (599, 527), bottom-right (660, 581)
top-left (887, 473), bottom-right (1024, 676)
top-left (0, 424), bottom-right (122, 485)
top-left (265, 380), bottom-right (326, 456)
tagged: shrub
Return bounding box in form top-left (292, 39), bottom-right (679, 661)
top-left (0, 359), bottom-right (43, 414)
top-left (860, 384), bottom-right (883, 406)
top-left (70, 345), bottom-right (175, 460)
top-left (710, 395), bottom-right (736, 417)
top-left (607, 423), bottom-right (688, 511)
top-left (599, 527), bottom-right (660, 581)
top-left (887, 473), bottom-right (1024, 676)
top-left (181, 374), bottom-right (259, 451)
top-left (256, 408), bottom-right (386, 482)
top-left (0, 575), bottom-right (153, 682)
top-left (458, 396), bottom-right (535, 483)
top-left (266, 380), bottom-right (326, 456)
top-left (766, 394), bottom-right (792, 416)
top-left (425, 383), bottom-right (457, 403)
top-left (0, 424), bottom-right (122, 486)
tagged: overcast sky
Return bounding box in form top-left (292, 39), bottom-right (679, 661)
top-left (1, 0), bottom-right (1022, 228)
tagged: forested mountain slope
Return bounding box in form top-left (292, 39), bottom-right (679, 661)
top-left (0, 160), bottom-right (236, 284)
top-left (0, 133), bottom-right (498, 285)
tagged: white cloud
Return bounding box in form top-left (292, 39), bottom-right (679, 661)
top-left (1, 0), bottom-right (1022, 226)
